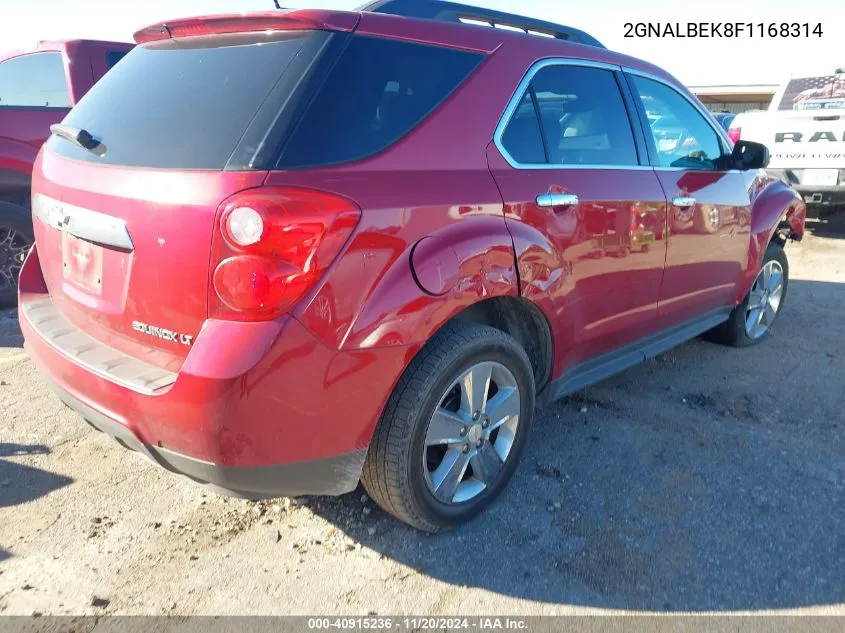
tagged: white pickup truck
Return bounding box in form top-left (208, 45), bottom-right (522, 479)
top-left (729, 69), bottom-right (845, 214)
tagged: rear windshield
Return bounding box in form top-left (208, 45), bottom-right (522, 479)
top-left (778, 75), bottom-right (845, 111)
top-left (46, 31), bottom-right (332, 169)
top-left (46, 31), bottom-right (484, 171)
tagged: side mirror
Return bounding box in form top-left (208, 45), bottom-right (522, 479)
top-left (732, 140), bottom-right (770, 170)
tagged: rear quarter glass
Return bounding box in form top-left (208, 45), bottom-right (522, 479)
top-left (275, 36), bottom-right (484, 169)
top-left (45, 30), bottom-right (333, 170)
top-left (45, 32), bottom-right (484, 171)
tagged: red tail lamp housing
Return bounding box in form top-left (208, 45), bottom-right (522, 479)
top-left (727, 126), bottom-right (742, 144)
top-left (210, 187), bottom-right (360, 321)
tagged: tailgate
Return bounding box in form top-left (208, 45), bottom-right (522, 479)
top-left (29, 27), bottom-right (343, 372)
top-left (762, 111), bottom-right (845, 170)
top-left (755, 73), bottom-right (845, 170)
top-left (32, 151), bottom-right (267, 370)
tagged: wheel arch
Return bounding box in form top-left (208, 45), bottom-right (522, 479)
top-left (446, 296), bottom-right (554, 391)
top-left (0, 166), bottom-right (33, 209)
top-left (333, 224), bottom-right (554, 391)
top-left (738, 180), bottom-right (804, 302)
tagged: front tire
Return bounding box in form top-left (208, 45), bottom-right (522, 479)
top-left (709, 242), bottom-right (789, 347)
top-left (0, 201), bottom-right (34, 308)
top-left (361, 322), bottom-right (535, 532)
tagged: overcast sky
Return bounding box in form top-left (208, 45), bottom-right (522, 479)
top-left (1, 0), bottom-right (841, 86)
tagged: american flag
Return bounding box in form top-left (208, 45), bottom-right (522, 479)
top-left (778, 75), bottom-right (845, 110)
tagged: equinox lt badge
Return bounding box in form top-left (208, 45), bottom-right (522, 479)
top-left (132, 321), bottom-right (194, 346)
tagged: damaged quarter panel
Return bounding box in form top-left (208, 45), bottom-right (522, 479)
top-left (346, 211), bottom-right (518, 349)
top-left (266, 169), bottom-right (517, 352)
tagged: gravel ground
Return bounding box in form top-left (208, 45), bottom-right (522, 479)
top-left (1, 214), bottom-right (844, 616)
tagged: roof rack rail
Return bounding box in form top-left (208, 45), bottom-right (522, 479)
top-left (356, 0), bottom-right (605, 48)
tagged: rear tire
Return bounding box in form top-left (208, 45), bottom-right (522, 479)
top-left (707, 242), bottom-right (789, 347)
top-left (361, 322), bottom-right (535, 533)
top-left (0, 201), bottom-right (34, 308)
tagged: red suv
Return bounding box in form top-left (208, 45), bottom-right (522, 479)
top-left (19, 3), bottom-right (805, 531)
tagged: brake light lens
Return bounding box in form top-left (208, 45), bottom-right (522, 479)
top-left (728, 126), bottom-right (742, 144)
top-left (210, 187), bottom-right (360, 321)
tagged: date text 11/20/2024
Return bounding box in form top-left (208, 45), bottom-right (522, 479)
top-left (624, 22), bottom-right (823, 38)
top-left (307, 618), bottom-right (529, 630)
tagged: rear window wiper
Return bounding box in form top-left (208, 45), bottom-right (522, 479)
top-left (49, 124), bottom-right (106, 157)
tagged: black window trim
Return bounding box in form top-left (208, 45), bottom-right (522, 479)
top-left (527, 83), bottom-right (551, 164)
top-left (493, 57), bottom-right (652, 171)
top-left (229, 29), bottom-right (342, 170)
top-left (0, 51), bottom-right (71, 110)
top-left (622, 67), bottom-right (737, 172)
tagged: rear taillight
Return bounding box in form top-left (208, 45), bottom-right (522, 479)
top-left (210, 187), bottom-right (360, 322)
top-left (728, 127), bottom-right (742, 144)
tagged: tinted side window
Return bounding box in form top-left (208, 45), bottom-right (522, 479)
top-left (529, 65), bottom-right (639, 167)
top-left (0, 52), bottom-right (70, 108)
top-left (500, 91), bottom-right (546, 164)
top-left (632, 76), bottom-right (725, 171)
top-left (277, 37), bottom-right (483, 169)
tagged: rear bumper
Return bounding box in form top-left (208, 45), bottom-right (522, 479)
top-left (55, 384), bottom-right (365, 498)
top-left (766, 169), bottom-right (845, 208)
top-left (19, 246), bottom-right (410, 498)
top-left (795, 185), bottom-right (845, 208)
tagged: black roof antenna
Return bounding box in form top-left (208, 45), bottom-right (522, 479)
top-left (273, 0), bottom-right (282, 8)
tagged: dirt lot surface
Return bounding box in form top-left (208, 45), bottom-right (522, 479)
top-left (1, 215), bottom-right (844, 616)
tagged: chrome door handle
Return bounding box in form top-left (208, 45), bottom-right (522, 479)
top-left (672, 196), bottom-right (696, 208)
top-left (536, 193), bottom-right (579, 208)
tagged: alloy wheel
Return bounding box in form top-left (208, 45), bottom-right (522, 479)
top-left (423, 361), bottom-right (521, 504)
top-left (0, 225), bottom-right (31, 292)
top-left (745, 260), bottom-right (785, 339)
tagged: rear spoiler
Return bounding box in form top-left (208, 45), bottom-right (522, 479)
top-left (357, 0), bottom-right (605, 48)
top-left (134, 10), bottom-right (359, 44)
